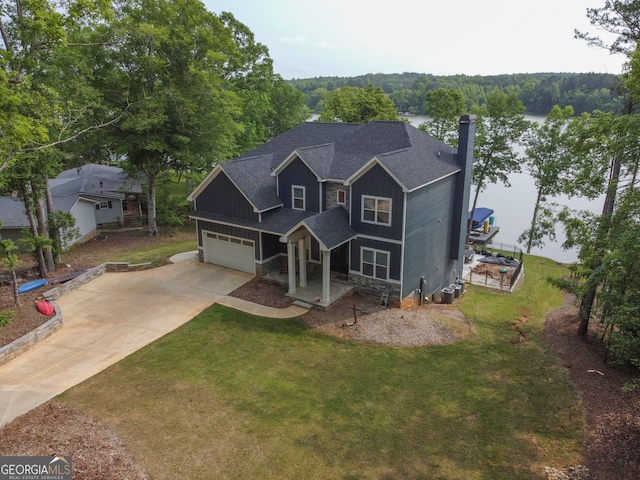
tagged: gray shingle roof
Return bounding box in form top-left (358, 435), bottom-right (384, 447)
top-left (220, 154), bottom-right (282, 212)
top-left (51, 163), bottom-right (143, 197)
top-left (297, 206), bottom-right (356, 250)
top-left (0, 195), bottom-right (94, 228)
top-left (190, 207), bottom-right (316, 235)
top-left (225, 121), bottom-right (460, 197)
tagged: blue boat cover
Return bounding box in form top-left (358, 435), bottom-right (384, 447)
top-left (468, 208), bottom-right (494, 230)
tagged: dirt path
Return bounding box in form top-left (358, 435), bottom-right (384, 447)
top-left (544, 293), bottom-right (640, 480)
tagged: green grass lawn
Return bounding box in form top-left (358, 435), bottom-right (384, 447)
top-left (59, 254), bottom-right (583, 479)
top-left (111, 239), bottom-right (197, 266)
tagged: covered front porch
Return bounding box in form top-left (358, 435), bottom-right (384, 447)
top-left (279, 206), bottom-right (356, 308)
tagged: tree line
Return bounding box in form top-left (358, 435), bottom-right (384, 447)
top-left (0, 0), bottom-right (309, 306)
top-left (288, 71), bottom-right (624, 116)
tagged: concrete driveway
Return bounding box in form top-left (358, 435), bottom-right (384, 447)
top-left (0, 253), bottom-right (253, 426)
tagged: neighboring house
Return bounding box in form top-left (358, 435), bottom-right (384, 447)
top-left (50, 163), bottom-right (144, 228)
top-left (0, 163), bottom-right (144, 249)
top-left (188, 117), bottom-right (476, 308)
top-left (0, 195), bottom-right (98, 249)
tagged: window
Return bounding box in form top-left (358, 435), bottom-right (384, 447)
top-left (96, 201), bottom-right (113, 210)
top-left (362, 248), bottom-right (389, 280)
top-left (337, 189), bottom-right (346, 205)
top-left (362, 195), bottom-right (391, 225)
top-left (292, 185), bottom-right (305, 210)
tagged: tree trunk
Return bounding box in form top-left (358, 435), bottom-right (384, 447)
top-left (44, 175), bottom-right (62, 265)
top-left (10, 269), bottom-right (19, 306)
top-left (577, 98), bottom-right (632, 336)
top-left (20, 185), bottom-right (47, 278)
top-left (526, 188), bottom-right (544, 254)
top-left (33, 181), bottom-right (55, 272)
top-left (147, 171), bottom-right (158, 236)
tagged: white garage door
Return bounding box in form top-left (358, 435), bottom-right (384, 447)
top-left (203, 231), bottom-right (255, 274)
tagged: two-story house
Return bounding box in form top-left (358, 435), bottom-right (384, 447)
top-left (188, 116), bottom-right (476, 308)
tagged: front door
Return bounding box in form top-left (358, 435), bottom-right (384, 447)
top-left (330, 243), bottom-right (349, 274)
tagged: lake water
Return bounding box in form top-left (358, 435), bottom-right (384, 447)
top-left (404, 115), bottom-right (603, 263)
top-left (308, 114), bottom-right (603, 263)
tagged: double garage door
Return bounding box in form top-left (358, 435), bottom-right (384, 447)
top-left (203, 231), bottom-right (255, 274)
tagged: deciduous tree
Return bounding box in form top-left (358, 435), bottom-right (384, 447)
top-left (519, 106), bottom-right (574, 253)
top-left (467, 90), bottom-right (529, 243)
top-left (318, 83), bottom-right (398, 123)
top-left (418, 88), bottom-right (467, 146)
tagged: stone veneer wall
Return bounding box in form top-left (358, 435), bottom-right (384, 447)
top-left (325, 182), bottom-right (349, 212)
top-left (0, 302), bottom-right (62, 367)
top-left (348, 273), bottom-right (401, 308)
top-left (0, 260), bottom-right (153, 366)
top-left (256, 255), bottom-right (282, 276)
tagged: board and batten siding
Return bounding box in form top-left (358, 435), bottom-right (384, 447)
top-left (350, 164), bottom-right (403, 241)
top-left (261, 232), bottom-right (285, 261)
top-left (402, 175), bottom-right (459, 299)
top-left (277, 157), bottom-right (320, 213)
top-left (196, 220), bottom-right (260, 260)
top-left (350, 237), bottom-right (402, 281)
top-left (196, 172), bottom-right (258, 222)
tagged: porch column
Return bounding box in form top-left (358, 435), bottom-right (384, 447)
top-left (321, 250), bottom-right (331, 304)
top-left (298, 238), bottom-right (307, 288)
top-left (287, 241), bottom-right (296, 294)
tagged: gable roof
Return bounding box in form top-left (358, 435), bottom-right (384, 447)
top-left (281, 206), bottom-right (356, 251)
top-left (51, 163), bottom-right (143, 198)
top-left (191, 121), bottom-right (463, 203)
top-left (0, 195), bottom-right (97, 229)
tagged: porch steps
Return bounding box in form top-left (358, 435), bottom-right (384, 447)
top-left (293, 300), bottom-right (314, 309)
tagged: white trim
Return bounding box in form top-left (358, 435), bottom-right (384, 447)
top-left (292, 185), bottom-right (306, 211)
top-left (344, 156), bottom-right (408, 192)
top-left (400, 191), bottom-right (408, 296)
top-left (189, 215), bottom-right (282, 237)
top-left (348, 270), bottom-right (401, 285)
top-left (360, 246), bottom-right (390, 281)
top-left (356, 234), bottom-right (403, 245)
top-left (271, 147), bottom-right (327, 181)
top-left (361, 195), bottom-right (392, 226)
top-left (405, 170), bottom-right (459, 193)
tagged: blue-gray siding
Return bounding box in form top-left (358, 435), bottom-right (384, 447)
top-left (402, 176), bottom-right (459, 298)
top-left (350, 164), bottom-right (403, 240)
top-left (278, 157), bottom-right (320, 213)
top-left (350, 238), bottom-right (402, 281)
top-left (261, 232), bottom-right (285, 260)
top-left (196, 172), bottom-right (258, 222)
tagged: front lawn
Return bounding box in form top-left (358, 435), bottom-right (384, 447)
top-left (59, 255), bottom-right (582, 479)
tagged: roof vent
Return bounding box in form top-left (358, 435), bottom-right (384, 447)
top-left (437, 151), bottom-right (441, 157)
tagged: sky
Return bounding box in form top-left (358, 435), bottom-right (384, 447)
top-left (202, 0), bottom-right (626, 79)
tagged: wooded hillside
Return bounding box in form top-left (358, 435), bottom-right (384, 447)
top-left (288, 72), bottom-right (623, 115)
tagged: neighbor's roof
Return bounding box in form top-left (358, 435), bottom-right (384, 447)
top-left (51, 163), bottom-right (143, 197)
top-left (0, 195), bottom-right (97, 229)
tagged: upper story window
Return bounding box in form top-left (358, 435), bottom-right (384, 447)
top-left (337, 189), bottom-right (346, 205)
top-left (292, 185), bottom-right (306, 210)
top-left (362, 195), bottom-right (391, 226)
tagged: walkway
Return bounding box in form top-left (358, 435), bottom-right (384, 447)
top-left (0, 252), bottom-right (308, 426)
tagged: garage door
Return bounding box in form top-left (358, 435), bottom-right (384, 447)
top-left (203, 232), bottom-right (255, 274)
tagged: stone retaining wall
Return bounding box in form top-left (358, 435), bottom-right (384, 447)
top-left (0, 302), bottom-right (62, 367)
top-left (2, 261), bottom-right (153, 365)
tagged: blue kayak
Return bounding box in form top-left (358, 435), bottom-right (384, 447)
top-left (18, 279), bottom-right (47, 294)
